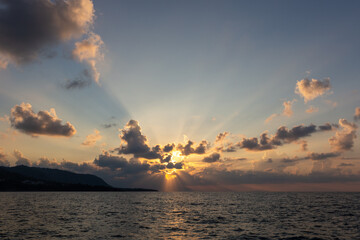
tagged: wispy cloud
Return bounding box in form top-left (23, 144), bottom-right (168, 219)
top-left (306, 105), bottom-right (319, 114)
top-left (82, 129), bottom-right (102, 146)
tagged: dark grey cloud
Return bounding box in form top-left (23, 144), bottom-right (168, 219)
top-left (222, 145), bottom-right (237, 152)
top-left (307, 152), bottom-right (341, 160)
top-left (63, 70), bottom-right (92, 89)
top-left (202, 153), bottom-right (221, 163)
top-left (239, 133), bottom-right (274, 151)
top-left (149, 163), bottom-right (166, 172)
top-left (272, 124), bottom-right (317, 143)
top-left (94, 153), bottom-right (151, 175)
top-left (115, 120), bottom-right (161, 159)
top-left (93, 153), bottom-right (128, 170)
top-left (102, 123), bottom-right (117, 129)
top-left (163, 143), bottom-right (175, 153)
top-left (223, 157), bottom-right (247, 162)
top-left (338, 163), bottom-right (354, 167)
top-left (166, 162), bottom-right (184, 169)
top-left (280, 157), bottom-right (303, 164)
top-left (10, 103), bottom-right (76, 137)
top-left (161, 155), bottom-right (172, 163)
top-left (318, 123), bottom-right (337, 131)
top-left (0, 0), bottom-right (94, 65)
top-left (176, 140), bottom-right (209, 156)
top-left (239, 123), bottom-right (334, 152)
top-left (64, 78), bottom-right (91, 90)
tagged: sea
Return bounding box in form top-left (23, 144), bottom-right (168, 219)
top-left (0, 192), bottom-right (359, 239)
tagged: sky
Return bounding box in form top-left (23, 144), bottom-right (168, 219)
top-left (0, 0), bottom-right (360, 191)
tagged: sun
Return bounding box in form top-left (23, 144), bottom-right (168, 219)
top-left (171, 150), bottom-right (184, 161)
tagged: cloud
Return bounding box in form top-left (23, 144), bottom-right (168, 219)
top-left (0, 148), bottom-right (10, 167)
top-left (13, 149), bottom-right (31, 166)
top-left (161, 154), bottom-right (172, 163)
top-left (239, 132), bottom-right (274, 151)
top-left (82, 129), bottom-right (102, 146)
top-left (272, 124), bottom-right (317, 143)
top-left (202, 153), bottom-right (221, 163)
top-left (265, 99), bottom-right (296, 123)
top-left (215, 132), bottom-right (229, 144)
top-left (307, 152), bottom-right (341, 160)
top-left (265, 113), bottom-right (279, 123)
top-left (163, 143), bottom-right (175, 153)
top-left (295, 78), bottom-right (331, 102)
top-left (190, 167), bottom-right (360, 186)
top-left (116, 120), bottom-right (161, 160)
top-left (318, 123), bottom-right (337, 131)
top-left (338, 163), bottom-right (354, 167)
top-left (0, 115), bottom-right (9, 123)
top-left (176, 140), bottom-right (209, 156)
top-left (282, 99), bottom-right (296, 117)
top-left (33, 157), bottom-right (62, 168)
top-left (0, 0), bottom-right (95, 67)
top-left (63, 69), bottom-right (92, 90)
top-left (94, 152), bottom-right (141, 171)
top-left (72, 33), bottom-right (104, 84)
top-left (0, 57), bottom-right (8, 69)
top-left (240, 123), bottom-right (334, 152)
top-left (329, 119), bottom-right (357, 151)
top-left (166, 162), bottom-right (184, 169)
top-left (93, 152), bottom-right (179, 176)
top-left (325, 100), bottom-right (338, 108)
top-left (10, 103), bottom-right (76, 137)
top-left (354, 107), bottom-right (360, 121)
top-left (115, 120), bottom-right (208, 160)
top-left (306, 106), bottom-right (319, 114)
top-left (222, 145), bottom-right (237, 152)
top-left (223, 157), bottom-right (247, 162)
top-left (102, 123), bottom-right (117, 129)
top-left (297, 140), bottom-right (308, 151)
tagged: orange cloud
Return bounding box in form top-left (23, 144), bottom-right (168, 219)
top-left (329, 119), bottom-right (357, 152)
top-left (282, 99), bottom-right (296, 117)
top-left (72, 33), bottom-right (104, 84)
top-left (295, 78), bottom-right (331, 102)
top-left (306, 105), bottom-right (319, 113)
top-left (265, 113), bottom-right (279, 123)
top-left (355, 107), bottom-right (360, 121)
top-left (82, 129), bottom-right (102, 146)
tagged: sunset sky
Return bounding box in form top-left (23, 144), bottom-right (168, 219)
top-left (0, 0), bottom-right (360, 191)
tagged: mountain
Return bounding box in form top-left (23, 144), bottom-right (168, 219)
top-left (0, 166), bottom-right (157, 192)
top-left (5, 165), bottom-right (109, 186)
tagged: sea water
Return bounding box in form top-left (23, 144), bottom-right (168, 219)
top-left (0, 192), bottom-right (359, 239)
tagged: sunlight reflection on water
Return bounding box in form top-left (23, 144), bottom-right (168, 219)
top-left (0, 192), bottom-right (359, 239)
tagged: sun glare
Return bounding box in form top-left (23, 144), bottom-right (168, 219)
top-left (171, 151), bottom-right (184, 161)
top-left (165, 170), bottom-right (177, 180)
